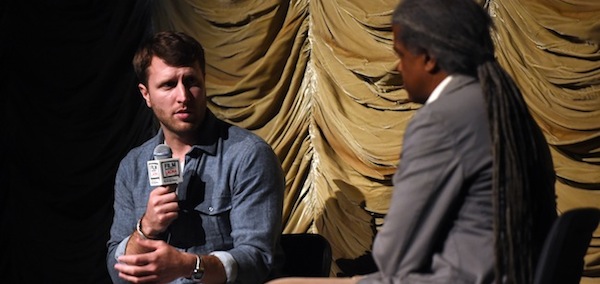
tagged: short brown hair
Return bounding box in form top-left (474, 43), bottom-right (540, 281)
top-left (132, 31), bottom-right (206, 85)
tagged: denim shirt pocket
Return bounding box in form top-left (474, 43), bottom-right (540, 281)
top-left (194, 197), bottom-right (233, 250)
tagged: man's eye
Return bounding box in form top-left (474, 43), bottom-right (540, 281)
top-left (184, 78), bottom-right (198, 86)
top-left (161, 82), bottom-right (176, 89)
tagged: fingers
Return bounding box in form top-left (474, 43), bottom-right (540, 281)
top-left (146, 205), bottom-right (179, 223)
top-left (117, 242), bottom-right (182, 284)
top-left (121, 238), bottom-right (164, 259)
top-left (115, 260), bottom-right (159, 284)
top-left (149, 186), bottom-right (179, 202)
top-left (148, 186), bottom-right (179, 210)
top-left (116, 272), bottom-right (157, 284)
top-left (144, 186), bottom-right (180, 233)
top-left (134, 237), bottom-right (163, 251)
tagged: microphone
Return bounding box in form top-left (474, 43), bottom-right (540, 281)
top-left (147, 144), bottom-right (183, 187)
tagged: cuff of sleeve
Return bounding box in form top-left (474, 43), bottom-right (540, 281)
top-left (114, 236), bottom-right (130, 261)
top-left (209, 251), bottom-right (238, 284)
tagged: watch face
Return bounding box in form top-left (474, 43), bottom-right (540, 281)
top-left (191, 270), bottom-right (204, 281)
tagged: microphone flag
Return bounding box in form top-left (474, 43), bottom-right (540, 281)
top-left (147, 144), bottom-right (183, 186)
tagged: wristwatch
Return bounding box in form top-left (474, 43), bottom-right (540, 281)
top-left (190, 254), bottom-right (204, 282)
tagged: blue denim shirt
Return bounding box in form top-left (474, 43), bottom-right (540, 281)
top-left (107, 111), bottom-right (285, 284)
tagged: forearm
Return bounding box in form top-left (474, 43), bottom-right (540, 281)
top-left (200, 254), bottom-right (228, 284)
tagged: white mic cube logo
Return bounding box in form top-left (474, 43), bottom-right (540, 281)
top-left (147, 158), bottom-right (182, 186)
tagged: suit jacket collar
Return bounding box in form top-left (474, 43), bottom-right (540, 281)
top-left (439, 74), bottom-right (478, 99)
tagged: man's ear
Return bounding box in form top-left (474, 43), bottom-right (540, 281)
top-left (138, 83), bottom-right (152, 108)
top-left (423, 53), bottom-right (439, 73)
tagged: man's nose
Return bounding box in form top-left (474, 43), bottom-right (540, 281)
top-left (175, 81), bottom-right (190, 102)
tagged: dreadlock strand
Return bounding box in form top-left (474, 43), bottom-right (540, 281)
top-left (479, 59), bottom-right (540, 284)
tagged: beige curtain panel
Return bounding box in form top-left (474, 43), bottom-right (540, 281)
top-left (151, 0), bottom-right (600, 281)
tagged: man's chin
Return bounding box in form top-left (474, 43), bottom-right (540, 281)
top-left (165, 122), bottom-right (200, 135)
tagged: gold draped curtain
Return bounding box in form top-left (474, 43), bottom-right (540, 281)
top-left (152, 0), bottom-right (600, 281)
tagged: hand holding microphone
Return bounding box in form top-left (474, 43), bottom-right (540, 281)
top-left (140, 144), bottom-right (183, 240)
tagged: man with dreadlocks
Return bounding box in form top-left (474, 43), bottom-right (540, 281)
top-left (268, 0), bottom-right (557, 284)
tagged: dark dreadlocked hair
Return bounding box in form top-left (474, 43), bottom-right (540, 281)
top-left (392, 0), bottom-right (557, 283)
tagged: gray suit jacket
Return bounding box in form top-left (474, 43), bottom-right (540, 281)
top-left (361, 75), bottom-right (495, 284)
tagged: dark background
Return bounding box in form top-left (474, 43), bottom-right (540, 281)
top-left (1, 1), bottom-right (158, 283)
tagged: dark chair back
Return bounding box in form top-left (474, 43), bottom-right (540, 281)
top-left (534, 207), bottom-right (600, 284)
top-left (280, 233), bottom-right (332, 277)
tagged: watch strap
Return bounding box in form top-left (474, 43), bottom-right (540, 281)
top-left (190, 254), bottom-right (204, 282)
